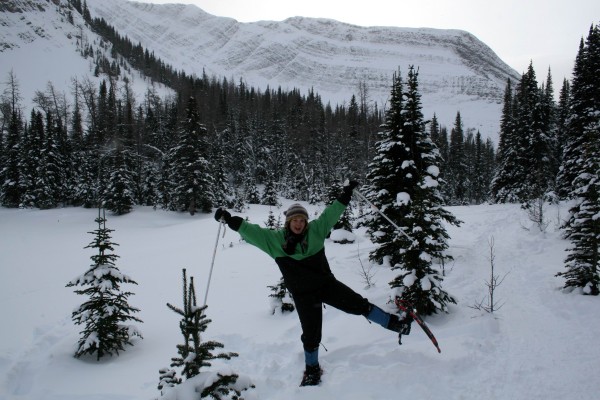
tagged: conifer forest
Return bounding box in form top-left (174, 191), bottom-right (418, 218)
top-left (0, 1), bottom-right (598, 295)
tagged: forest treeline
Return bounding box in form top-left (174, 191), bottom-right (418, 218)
top-left (0, 0), bottom-right (501, 214)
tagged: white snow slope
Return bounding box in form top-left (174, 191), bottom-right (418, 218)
top-left (1, 200), bottom-right (599, 400)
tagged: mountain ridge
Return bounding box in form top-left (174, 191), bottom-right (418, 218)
top-left (86, 0), bottom-right (520, 139)
top-left (0, 0), bottom-right (521, 141)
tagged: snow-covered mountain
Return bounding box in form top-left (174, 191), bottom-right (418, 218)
top-left (0, 0), bottom-right (521, 141)
top-left (0, 0), bottom-right (173, 117)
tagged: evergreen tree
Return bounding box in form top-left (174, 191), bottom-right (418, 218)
top-left (209, 130), bottom-right (233, 208)
top-left (462, 130), bottom-right (495, 204)
top-left (557, 40), bottom-right (588, 200)
top-left (103, 146), bottom-right (135, 215)
top-left (96, 80), bottom-right (109, 146)
top-left (66, 208), bottom-right (142, 360)
top-left (166, 97), bottom-right (213, 215)
top-left (365, 67), bottom-right (460, 316)
top-left (492, 64), bottom-right (556, 205)
top-left (541, 68), bottom-right (559, 189)
top-left (72, 150), bottom-right (101, 208)
top-left (267, 277), bottom-right (295, 314)
top-left (430, 119), bottom-right (450, 203)
top-left (261, 171), bottom-right (280, 206)
top-left (20, 110), bottom-right (43, 207)
top-left (264, 208), bottom-right (278, 229)
top-left (554, 79), bottom-right (571, 199)
top-left (481, 137), bottom-right (496, 203)
top-left (556, 24), bottom-right (600, 295)
top-left (491, 78), bottom-right (520, 203)
top-left (518, 63), bottom-right (555, 207)
top-left (1, 110), bottom-right (23, 207)
top-left (34, 112), bottom-right (65, 209)
top-left (231, 187), bottom-right (246, 213)
top-left (160, 269), bottom-right (252, 398)
top-left (68, 90), bottom-right (86, 206)
top-left (139, 159), bottom-right (161, 208)
top-left (364, 70), bottom-right (405, 265)
top-left (447, 112), bottom-right (467, 204)
top-left (471, 131), bottom-right (487, 203)
top-left (243, 176), bottom-right (261, 205)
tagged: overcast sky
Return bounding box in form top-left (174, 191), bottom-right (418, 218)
top-left (144, 0), bottom-right (599, 88)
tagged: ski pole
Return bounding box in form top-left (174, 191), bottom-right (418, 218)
top-left (352, 189), bottom-right (414, 242)
top-left (203, 215), bottom-right (225, 307)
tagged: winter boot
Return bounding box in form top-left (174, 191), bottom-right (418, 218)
top-left (300, 364), bottom-right (322, 387)
top-left (387, 312), bottom-right (412, 336)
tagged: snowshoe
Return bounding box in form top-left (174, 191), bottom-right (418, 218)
top-left (300, 364), bottom-right (322, 386)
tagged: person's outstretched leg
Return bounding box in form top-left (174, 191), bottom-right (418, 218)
top-left (320, 280), bottom-right (412, 336)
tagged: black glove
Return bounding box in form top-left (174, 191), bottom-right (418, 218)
top-left (214, 208), bottom-right (243, 231)
top-left (338, 180), bottom-right (359, 205)
top-left (214, 207), bottom-right (231, 223)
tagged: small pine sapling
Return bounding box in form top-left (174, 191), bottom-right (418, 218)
top-left (264, 208), bottom-right (281, 230)
top-left (355, 241), bottom-right (377, 289)
top-left (521, 196), bottom-right (550, 232)
top-left (159, 269), bottom-right (254, 399)
top-left (267, 277), bottom-right (295, 314)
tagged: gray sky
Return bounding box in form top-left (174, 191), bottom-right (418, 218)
top-left (144, 0), bottom-right (599, 88)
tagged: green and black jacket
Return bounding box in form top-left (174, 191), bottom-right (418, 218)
top-left (231, 200), bottom-right (347, 294)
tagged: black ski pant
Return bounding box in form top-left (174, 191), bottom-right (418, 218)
top-left (293, 278), bottom-right (371, 352)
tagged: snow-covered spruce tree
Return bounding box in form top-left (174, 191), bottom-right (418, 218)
top-left (1, 110), bottom-right (23, 207)
top-left (492, 64), bottom-right (556, 205)
top-left (209, 130), bottom-right (233, 209)
top-left (34, 111), bottom-right (67, 209)
top-left (165, 96), bottom-right (213, 215)
top-left (446, 112), bottom-right (468, 205)
top-left (554, 78), bottom-right (572, 199)
top-left (556, 24), bottom-right (600, 295)
top-left (243, 176), bottom-right (261, 205)
top-left (517, 63), bottom-right (556, 209)
top-left (267, 277), bottom-right (295, 314)
top-left (261, 172), bottom-right (280, 206)
top-left (159, 269), bottom-right (254, 399)
top-left (103, 146), bottom-right (135, 215)
top-left (0, 71), bottom-right (24, 207)
top-left (491, 78), bottom-right (520, 203)
top-left (19, 109), bottom-right (40, 208)
top-left (66, 208), bottom-right (142, 360)
top-left (231, 187), bottom-right (246, 213)
top-left (365, 67), bottom-right (461, 316)
top-left (264, 208), bottom-right (281, 229)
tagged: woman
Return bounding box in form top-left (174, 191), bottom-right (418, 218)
top-left (214, 181), bottom-right (412, 386)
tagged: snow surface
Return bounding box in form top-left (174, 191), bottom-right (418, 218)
top-left (1, 201), bottom-right (599, 399)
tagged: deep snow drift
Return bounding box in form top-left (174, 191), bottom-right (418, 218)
top-left (0, 201), bottom-right (598, 399)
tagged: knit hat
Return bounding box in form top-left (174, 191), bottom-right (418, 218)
top-left (284, 203), bottom-right (309, 222)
